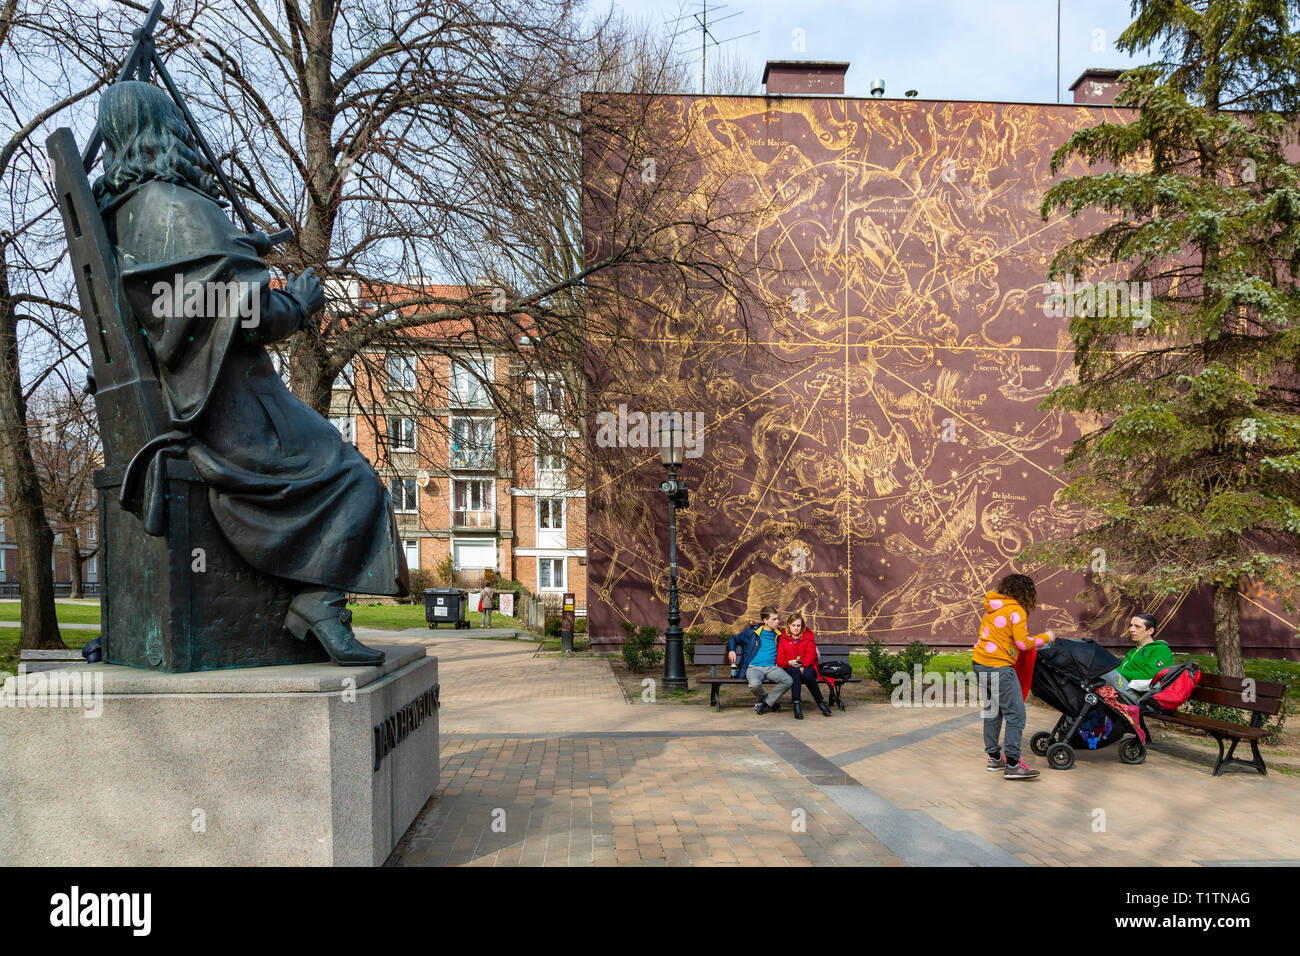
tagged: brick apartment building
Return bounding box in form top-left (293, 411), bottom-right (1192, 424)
top-left (299, 281), bottom-right (588, 610)
top-left (0, 502), bottom-right (100, 594)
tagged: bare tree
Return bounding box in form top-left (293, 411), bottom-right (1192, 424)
top-left (28, 382), bottom-right (100, 599)
top-left (0, 1), bottom-right (127, 650)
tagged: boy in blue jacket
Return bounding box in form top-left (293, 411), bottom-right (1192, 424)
top-left (727, 606), bottom-right (794, 714)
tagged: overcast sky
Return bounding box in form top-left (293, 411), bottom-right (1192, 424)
top-left (611, 0), bottom-right (1152, 102)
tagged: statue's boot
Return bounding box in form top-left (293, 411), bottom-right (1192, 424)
top-left (285, 588), bottom-right (385, 666)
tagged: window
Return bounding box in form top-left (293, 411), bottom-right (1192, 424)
top-left (330, 416), bottom-right (355, 443)
top-left (87, 522), bottom-right (96, 544)
top-left (334, 359), bottom-right (355, 390)
top-left (535, 376), bottom-right (564, 414)
top-left (450, 359), bottom-right (491, 407)
top-left (453, 479), bottom-right (493, 512)
top-left (538, 435), bottom-right (564, 472)
top-left (452, 479), bottom-right (494, 528)
top-left (388, 417), bottom-right (416, 451)
top-left (538, 557), bottom-right (565, 590)
top-left (450, 418), bottom-right (494, 469)
top-left (403, 539), bottom-right (420, 570)
top-left (86, 555), bottom-right (97, 580)
top-left (539, 498), bottom-right (564, 530)
top-left (386, 352), bottom-right (416, 391)
top-left (390, 478), bottom-right (418, 512)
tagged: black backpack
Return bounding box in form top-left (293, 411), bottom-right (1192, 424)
top-left (819, 660), bottom-right (852, 680)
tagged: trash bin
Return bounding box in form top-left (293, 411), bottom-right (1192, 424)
top-left (425, 588), bottom-right (469, 629)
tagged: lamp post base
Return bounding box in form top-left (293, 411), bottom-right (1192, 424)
top-left (663, 623), bottom-right (688, 693)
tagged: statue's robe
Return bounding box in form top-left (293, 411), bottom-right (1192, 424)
top-left (100, 178), bottom-right (407, 596)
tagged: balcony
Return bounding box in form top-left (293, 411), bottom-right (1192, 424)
top-left (448, 385), bottom-right (492, 409)
top-left (450, 446), bottom-right (495, 470)
top-left (452, 509), bottom-right (497, 530)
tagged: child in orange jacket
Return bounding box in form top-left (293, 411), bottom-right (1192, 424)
top-left (972, 574), bottom-right (1055, 779)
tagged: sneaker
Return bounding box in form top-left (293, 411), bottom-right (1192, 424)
top-left (985, 754), bottom-right (1006, 772)
top-left (1003, 760), bottom-right (1040, 780)
top-left (755, 701), bottom-right (770, 715)
top-left (770, 702), bottom-right (782, 712)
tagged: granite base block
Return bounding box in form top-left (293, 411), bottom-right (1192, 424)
top-left (0, 644), bottom-right (439, 866)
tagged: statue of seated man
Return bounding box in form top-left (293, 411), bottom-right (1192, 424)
top-left (93, 80), bottom-right (407, 665)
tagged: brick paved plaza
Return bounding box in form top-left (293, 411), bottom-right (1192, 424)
top-left (379, 631), bottom-right (1300, 867)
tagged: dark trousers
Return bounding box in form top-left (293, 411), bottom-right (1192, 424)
top-left (783, 666), bottom-right (825, 705)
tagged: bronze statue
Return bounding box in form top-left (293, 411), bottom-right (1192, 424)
top-left (88, 80), bottom-right (406, 665)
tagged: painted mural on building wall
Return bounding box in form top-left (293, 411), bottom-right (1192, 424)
top-left (582, 94), bottom-right (1298, 654)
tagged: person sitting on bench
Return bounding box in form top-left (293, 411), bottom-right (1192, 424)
top-left (727, 606), bottom-right (793, 715)
top-left (777, 611), bottom-right (832, 719)
top-left (1100, 613), bottom-right (1173, 701)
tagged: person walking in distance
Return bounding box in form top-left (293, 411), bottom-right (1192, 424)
top-left (479, 580), bottom-right (495, 628)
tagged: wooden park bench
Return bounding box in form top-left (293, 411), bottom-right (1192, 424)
top-left (1143, 673), bottom-right (1288, 776)
top-left (694, 641), bottom-right (861, 712)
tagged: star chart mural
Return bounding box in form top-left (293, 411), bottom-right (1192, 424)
top-left (581, 94), bottom-right (1298, 655)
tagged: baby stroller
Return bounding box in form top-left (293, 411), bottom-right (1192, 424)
top-left (1026, 638), bottom-right (1148, 770)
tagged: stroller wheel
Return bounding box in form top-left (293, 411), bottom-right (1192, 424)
top-left (1047, 742), bottom-right (1075, 770)
top-left (1119, 736), bottom-right (1147, 765)
top-left (1030, 732), bottom-right (1051, 757)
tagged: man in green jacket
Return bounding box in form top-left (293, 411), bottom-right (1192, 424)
top-left (1116, 613), bottom-right (1174, 692)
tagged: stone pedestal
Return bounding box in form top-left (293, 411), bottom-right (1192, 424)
top-left (0, 644), bottom-right (438, 866)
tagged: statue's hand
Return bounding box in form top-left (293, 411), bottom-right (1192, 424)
top-left (287, 267), bottom-right (326, 317)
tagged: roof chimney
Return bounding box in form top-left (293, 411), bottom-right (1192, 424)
top-left (762, 60), bottom-right (849, 96)
top-left (1068, 68), bottom-right (1124, 105)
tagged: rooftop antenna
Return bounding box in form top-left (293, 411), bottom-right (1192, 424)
top-left (667, 1), bottom-right (758, 94)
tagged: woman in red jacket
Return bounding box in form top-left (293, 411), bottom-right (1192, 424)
top-left (778, 612), bottom-right (833, 719)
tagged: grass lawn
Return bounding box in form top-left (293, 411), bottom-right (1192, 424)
top-left (347, 602), bottom-right (520, 631)
top-left (0, 630), bottom-right (97, 676)
top-left (848, 647), bottom-right (1298, 700)
top-left (0, 601), bottom-right (103, 625)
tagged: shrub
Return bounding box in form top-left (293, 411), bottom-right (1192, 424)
top-left (545, 613), bottom-right (562, 637)
top-left (620, 622), bottom-right (663, 671)
top-left (575, 616), bottom-right (587, 635)
top-left (683, 628), bottom-right (704, 666)
top-left (406, 568), bottom-right (433, 602)
top-left (863, 639), bottom-right (936, 691)
top-left (434, 555), bottom-right (454, 587)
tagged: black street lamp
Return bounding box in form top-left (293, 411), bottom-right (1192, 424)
top-left (658, 417), bottom-right (689, 692)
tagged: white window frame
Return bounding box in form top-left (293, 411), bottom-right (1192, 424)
top-left (450, 358), bottom-right (491, 407)
top-left (534, 375), bottom-right (564, 414)
top-left (538, 497), bottom-right (565, 531)
top-left (391, 477), bottom-right (419, 513)
top-left (333, 358), bottom-right (355, 390)
top-left (537, 434), bottom-right (564, 473)
top-left (538, 556), bottom-right (566, 591)
top-left (330, 415), bottom-right (356, 444)
top-left (453, 478), bottom-right (494, 513)
top-left (388, 416), bottom-right (417, 452)
top-left (386, 352), bottom-right (416, 391)
top-left (403, 539), bottom-right (420, 570)
top-left (450, 417), bottom-right (494, 469)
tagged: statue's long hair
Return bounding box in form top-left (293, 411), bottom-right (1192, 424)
top-left (92, 80), bottom-right (226, 208)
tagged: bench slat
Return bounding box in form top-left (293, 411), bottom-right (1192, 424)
top-left (1146, 711), bottom-right (1270, 740)
top-left (1189, 685), bottom-right (1284, 715)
